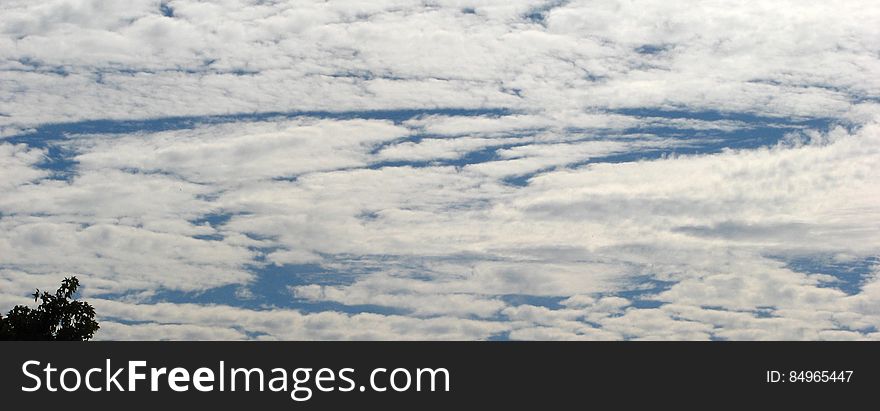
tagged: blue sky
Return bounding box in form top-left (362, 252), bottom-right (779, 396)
top-left (1, 0), bottom-right (879, 340)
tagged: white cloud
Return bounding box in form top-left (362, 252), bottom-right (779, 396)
top-left (0, 143), bottom-right (46, 188)
top-left (1, 0), bottom-right (879, 340)
top-left (1, 0), bottom-right (878, 130)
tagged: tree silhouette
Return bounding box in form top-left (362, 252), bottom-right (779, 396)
top-left (0, 277), bottom-right (99, 341)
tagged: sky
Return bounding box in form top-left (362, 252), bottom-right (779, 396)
top-left (1, 0), bottom-right (879, 340)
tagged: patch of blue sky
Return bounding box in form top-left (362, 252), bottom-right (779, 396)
top-left (486, 331), bottom-right (511, 341)
top-left (634, 44), bottom-right (670, 55)
top-left (612, 107), bottom-right (833, 124)
top-left (159, 2), bottom-right (174, 18)
top-left (373, 122), bottom-right (814, 185)
top-left (3, 108), bottom-right (512, 178)
top-left (545, 109), bottom-right (838, 172)
top-left (7, 108), bottom-right (513, 142)
top-left (96, 263), bottom-right (402, 315)
top-left (7, 107), bottom-right (832, 181)
top-left (500, 294), bottom-right (567, 310)
top-left (89, 64), bottom-right (261, 79)
top-left (771, 254), bottom-right (879, 296)
top-left (504, 110), bottom-right (835, 186)
top-left (523, 0), bottom-right (570, 25)
top-left (700, 305), bottom-right (777, 319)
top-left (189, 212), bottom-right (248, 241)
top-left (618, 110), bottom-right (834, 146)
top-left (10, 57), bottom-right (70, 76)
top-left (189, 212), bottom-right (237, 228)
top-left (608, 277), bottom-right (677, 311)
top-left (501, 174), bottom-right (539, 187)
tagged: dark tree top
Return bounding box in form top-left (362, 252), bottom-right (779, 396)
top-left (0, 277), bottom-right (100, 341)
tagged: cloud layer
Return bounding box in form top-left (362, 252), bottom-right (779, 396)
top-left (1, 0), bottom-right (879, 340)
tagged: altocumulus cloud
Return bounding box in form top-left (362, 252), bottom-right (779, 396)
top-left (0, 0), bottom-right (879, 340)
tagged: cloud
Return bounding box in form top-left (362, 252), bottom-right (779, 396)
top-left (2, 0), bottom-right (877, 131)
top-left (1, 1), bottom-right (879, 340)
top-left (0, 143), bottom-right (46, 188)
top-left (2, 120), bottom-right (878, 338)
top-left (71, 118), bottom-right (410, 183)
